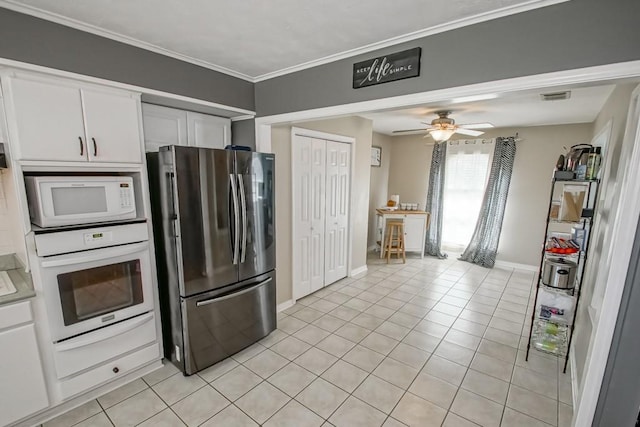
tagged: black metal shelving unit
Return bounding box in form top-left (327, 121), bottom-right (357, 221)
top-left (526, 178), bottom-right (599, 373)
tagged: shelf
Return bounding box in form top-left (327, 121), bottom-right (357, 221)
top-left (553, 178), bottom-right (599, 183)
top-left (548, 218), bottom-right (591, 225)
top-left (539, 281), bottom-right (576, 294)
top-left (544, 251), bottom-right (583, 260)
top-left (531, 320), bottom-right (569, 357)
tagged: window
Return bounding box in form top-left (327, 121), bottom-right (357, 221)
top-left (442, 140), bottom-right (494, 251)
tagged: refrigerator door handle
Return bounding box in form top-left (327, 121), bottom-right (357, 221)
top-left (196, 277), bottom-right (273, 306)
top-left (238, 174), bottom-right (248, 263)
top-left (230, 173), bottom-right (240, 265)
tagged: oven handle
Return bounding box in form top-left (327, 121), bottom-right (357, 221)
top-left (196, 277), bottom-right (272, 307)
top-left (55, 312), bottom-right (154, 351)
top-left (40, 242), bottom-right (149, 268)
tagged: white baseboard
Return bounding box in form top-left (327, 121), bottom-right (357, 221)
top-left (570, 346), bottom-right (579, 409)
top-left (494, 260), bottom-right (538, 272)
top-left (277, 300), bottom-right (295, 312)
top-left (350, 265), bottom-right (368, 277)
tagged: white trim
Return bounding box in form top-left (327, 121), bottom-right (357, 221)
top-left (0, 0), bottom-right (567, 84)
top-left (570, 346), bottom-right (579, 409)
top-left (0, 58), bottom-right (255, 118)
top-left (252, 0), bottom-right (568, 82)
top-left (0, 0), bottom-right (254, 82)
top-left (350, 265), bottom-right (368, 277)
top-left (291, 127), bottom-right (357, 144)
top-left (493, 260), bottom-right (538, 272)
top-left (230, 115), bottom-right (255, 122)
top-left (574, 84), bottom-right (640, 427)
top-left (277, 300), bottom-right (295, 313)
top-left (255, 61), bottom-right (640, 127)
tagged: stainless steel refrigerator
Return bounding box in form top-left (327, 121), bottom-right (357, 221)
top-left (147, 146), bottom-right (276, 375)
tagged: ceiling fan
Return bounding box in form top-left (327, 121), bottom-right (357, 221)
top-left (393, 111), bottom-right (493, 142)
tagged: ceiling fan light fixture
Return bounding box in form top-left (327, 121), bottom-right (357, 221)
top-left (429, 128), bottom-right (455, 142)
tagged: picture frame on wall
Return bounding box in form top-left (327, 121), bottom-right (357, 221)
top-left (371, 146), bottom-right (382, 167)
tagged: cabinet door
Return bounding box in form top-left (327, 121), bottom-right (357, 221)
top-left (404, 216), bottom-right (426, 251)
top-left (82, 89), bottom-right (142, 163)
top-left (324, 141), bottom-right (350, 286)
top-left (10, 77), bottom-right (87, 161)
top-left (0, 324), bottom-right (49, 425)
top-left (187, 111), bottom-right (231, 149)
top-left (141, 104), bottom-right (188, 152)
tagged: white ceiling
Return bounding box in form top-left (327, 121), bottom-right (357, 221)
top-left (360, 84), bottom-right (617, 135)
top-left (3, 0), bottom-right (563, 81)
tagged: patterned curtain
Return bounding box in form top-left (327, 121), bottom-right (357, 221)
top-left (460, 137), bottom-right (517, 267)
top-left (424, 141), bottom-right (448, 259)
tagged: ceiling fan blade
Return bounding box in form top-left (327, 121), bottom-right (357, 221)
top-left (392, 128), bottom-right (427, 134)
top-left (459, 122), bottom-right (494, 129)
top-left (454, 128), bottom-right (484, 137)
top-left (420, 122), bottom-right (435, 128)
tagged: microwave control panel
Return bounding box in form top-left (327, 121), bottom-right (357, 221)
top-left (119, 183), bottom-right (134, 208)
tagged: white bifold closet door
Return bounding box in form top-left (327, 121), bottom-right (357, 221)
top-left (324, 141), bottom-right (350, 285)
top-left (293, 135), bottom-right (350, 300)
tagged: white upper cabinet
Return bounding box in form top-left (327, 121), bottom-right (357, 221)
top-left (6, 75), bottom-right (143, 164)
top-left (82, 89), bottom-right (142, 163)
top-left (186, 111), bottom-right (230, 149)
top-left (141, 103), bottom-right (188, 152)
top-left (10, 77), bottom-right (87, 162)
top-left (141, 105), bottom-right (230, 152)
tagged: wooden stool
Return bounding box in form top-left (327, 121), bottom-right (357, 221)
top-left (384, 220), bottom-right (406, 263)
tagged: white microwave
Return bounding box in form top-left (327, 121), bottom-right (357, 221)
top-left (25, 176), bottom-right (137, 228)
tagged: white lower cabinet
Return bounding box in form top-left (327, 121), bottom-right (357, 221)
top-left (0, 304), bottom-right (49, 426)
top-left (142, 104), bottom-right (231, 151)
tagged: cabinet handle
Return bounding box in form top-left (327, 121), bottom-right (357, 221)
top-left (78, 137), bottom-right (84, 156)
top-left (112, 367), bottom-right (119, 374)
top-left (92, 137), bottom-right (98, 156)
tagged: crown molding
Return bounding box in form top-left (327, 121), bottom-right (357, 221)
top-left (0, 0), bottom-right (255, 82)
top-left (0, 0), bottom-right (568, 84)
top-left (252, 0), bottom-right (569, 82)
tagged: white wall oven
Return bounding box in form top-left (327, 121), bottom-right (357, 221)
top-left (25, 176), bottom-right (136, 228)
top-left (35, 222), bottom-right (153, 342)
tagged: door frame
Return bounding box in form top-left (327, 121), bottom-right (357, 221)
top-left (256, 60), bottom-right (640, 425)
top-left (290, 127), bottom-right (355, 300)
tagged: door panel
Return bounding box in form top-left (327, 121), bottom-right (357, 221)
top-left (141, 104), bottom-right (188, 152)
top-left (173, 146), bottom-right (238, 296)
top-left (324, 141), bottom-right (350, 285)
top-left (236, 151), bottom-right (276, 281)
top-left (10, 77), bottom-right (87, 162)
top-left (82, 89), bottom-right (142, 163)
top-left (187, 111), bottom-right (230, 149)
top-left (310, 138), bottom-right (326, 292)
top-left (404, 216), bottom-right (426, 251)
top-left (293, 136), bottom-right (312, 298)
top-left (182, 272), bottom-right (275, 375)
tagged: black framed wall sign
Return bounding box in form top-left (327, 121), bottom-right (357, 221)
top-left (353, 47), bottom-right (421, 89)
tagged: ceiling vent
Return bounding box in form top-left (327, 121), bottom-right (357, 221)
top-left (540, 91), bottom-right (571, 101)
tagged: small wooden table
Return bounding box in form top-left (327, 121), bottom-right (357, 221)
top-left (375, 209), bottom-right (431, 259)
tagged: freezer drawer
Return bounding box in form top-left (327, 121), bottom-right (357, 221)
top-left (181, 271), bottom-right (276, 375)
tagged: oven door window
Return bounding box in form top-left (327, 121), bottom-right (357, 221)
top-left (57, 260), bottom-right (144, 326)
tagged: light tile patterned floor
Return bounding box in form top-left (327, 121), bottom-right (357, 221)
top-left (44, 255), bottom-right (573, 427)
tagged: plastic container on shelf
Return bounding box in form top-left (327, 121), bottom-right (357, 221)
top-left (535, 288), bottom-right (575, 324)
top-left (531, 320), bottom-right (569, 356)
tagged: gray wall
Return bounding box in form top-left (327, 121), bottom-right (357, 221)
top-left (255, 0), bottom-right (640, 116)
top-left (593, 214), bottom-right (640, 426)
top-left (0, 7), bottom-right (255, 111)
top-left (231, 119), bottom-right (256, 150)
